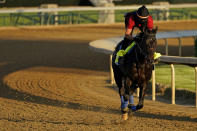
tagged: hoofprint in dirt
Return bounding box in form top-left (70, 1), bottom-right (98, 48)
top-left (0, 68), bottom-right (196, 130)
top-left (0, 20), bottom-right (197, 130)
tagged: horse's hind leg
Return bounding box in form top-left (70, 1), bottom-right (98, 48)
top-left (118, 81), bottom-right (129, 120)
top-left (120, 78), bottom-right (129, 113)
top-left (112, 64), bottom-right (128, 119)
top-left (112, 64), bottom-right (123, 97)
top-left (120, 77), bottom-right (136, 120)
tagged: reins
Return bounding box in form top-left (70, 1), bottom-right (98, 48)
top-left (135, 34), bottom-right (155, 64)
top-left (134, 33), bottom-right (155, 84)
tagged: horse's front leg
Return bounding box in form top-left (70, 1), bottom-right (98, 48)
top-left (120, 77), bottom-right (134, 120)
top-left (136, 82), bottom-right (147, 110)
top-left (120, 77), bottom-right (131, 111)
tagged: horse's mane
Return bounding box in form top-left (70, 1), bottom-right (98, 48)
top-left (125, 28), bottom-right (157, 65)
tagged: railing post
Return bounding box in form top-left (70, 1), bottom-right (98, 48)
top-left (193, 36), bottom-right (197, 41)
top-left (152, 64), bottom-right (156, 101)
top-left (178, 37), bottom-right (182, 56)
top-left (137, 88), bottom-right (139, 98)
top-left (110, 54), bottom-right (115, 85)
top-left (171, 64), bottom-right (175, 104)
top-left (195, 67), bottom-right (197, 109)
top-left (164, 38), bottom-right (168, 56)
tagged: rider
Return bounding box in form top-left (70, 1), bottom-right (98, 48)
top-left (115, 5), bottom-right (155, 65)
top-left (123, 5), bottom-right (153, 49)
top-left (115, 6), bottom-right (161, 116)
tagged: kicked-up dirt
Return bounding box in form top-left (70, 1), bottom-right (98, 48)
top-left (0, 20), bottom-right (197, 130)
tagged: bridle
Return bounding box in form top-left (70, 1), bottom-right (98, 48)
top-left (135, 32), bottom-right (156, 64)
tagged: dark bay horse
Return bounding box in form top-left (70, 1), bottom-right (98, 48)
top-left (112, 28), bottom-right (158, 120)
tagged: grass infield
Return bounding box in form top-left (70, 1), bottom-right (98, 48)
top-left (155, 63), bottom-right (195, 91)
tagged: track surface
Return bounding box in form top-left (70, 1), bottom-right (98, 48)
top-left (0, 21), bottom-right (197, 130)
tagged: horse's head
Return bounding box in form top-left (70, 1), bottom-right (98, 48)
top-left (145, 27), bottom-right (157, 63)
top-left (136, 27), bottom-right (157, 63)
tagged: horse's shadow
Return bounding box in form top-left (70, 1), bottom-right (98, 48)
top-left (133, 111), bottom-right (197, 122)
top-left (1, 83), bottom-right (197, 123)
top-left (106, 85), bottom-right (197, 123)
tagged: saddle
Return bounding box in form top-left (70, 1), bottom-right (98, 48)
top-left (115, 40), bottom-right (136, 65)
top-left (114, 39), bottom-right (161, 66)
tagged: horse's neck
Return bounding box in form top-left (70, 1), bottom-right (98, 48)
top-left (126, 45), bottom-right (144, 64)
top-left (135, 41), bottom-right (146, 59)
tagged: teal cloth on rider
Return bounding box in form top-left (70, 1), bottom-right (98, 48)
top-left (115, 41), bottom-right (136, 65)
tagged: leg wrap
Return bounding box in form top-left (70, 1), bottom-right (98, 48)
top-left (129, 95), bottom-right (134, 105)
top-left (120, 96), bottom-right (129, 109)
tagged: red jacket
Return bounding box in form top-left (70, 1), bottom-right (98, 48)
top-left (125, 12), bottom-right (153, 31)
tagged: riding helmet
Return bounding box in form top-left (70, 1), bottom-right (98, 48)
top-left (137, 5), bottom-right (149, 19)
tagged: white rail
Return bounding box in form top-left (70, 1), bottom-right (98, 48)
top-left (90, 30), bottom-right (197, 56)
top-left (0, 4), bottom-right (197, 14)
top-left (89, 30), bottom-right (197, 109)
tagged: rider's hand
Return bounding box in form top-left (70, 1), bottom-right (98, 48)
top-left (125, 34), bottom-right (133, 41)
top-left (124, 34), bottom-right (133, 43)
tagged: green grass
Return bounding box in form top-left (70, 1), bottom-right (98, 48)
top-left (155, 63), bottom-right (196, 91)
top-left (59, 11), bottom-right (99, 24)
top-left (0, 7), bottom-right (196, 26)
top-left (0, 12), bottom-right (42, 26)
top-left (169, 8), bottom-right (197, 20)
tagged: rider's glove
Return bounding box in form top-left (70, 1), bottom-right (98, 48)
top-left (124, 34), bottom-right (133, 44)
top-left (125, 34), bottom-right (133, 40)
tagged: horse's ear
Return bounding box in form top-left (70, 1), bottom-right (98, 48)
top-left (145, 29), bottom-right (151, 34)
top-left (151, 26), bottom-right (158, 34)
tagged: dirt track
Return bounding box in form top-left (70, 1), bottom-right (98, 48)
top-left (0, 20), bottom-right (197, 130)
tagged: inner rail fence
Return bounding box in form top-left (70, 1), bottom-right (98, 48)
top-left (0, 3), bottom-right (197, 26)
top-left (89, 30), bottom-right (197, 109)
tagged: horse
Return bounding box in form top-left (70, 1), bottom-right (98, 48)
top-left (112, 28), bottom-right (158, 120)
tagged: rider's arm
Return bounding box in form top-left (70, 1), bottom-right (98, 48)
top-left (125, 29), bottom-right (132, 36)
top-left (125, 16), bottom-right (135, 40)
top-left (124, 28), bottom-right (133, 45)
top-left (147, 16), bottom-right (153, 30)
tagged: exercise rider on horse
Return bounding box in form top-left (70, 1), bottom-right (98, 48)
top-left (115, 5), bottom-right (160, 65)
top-left (123, 5), bottom-right (153, 49)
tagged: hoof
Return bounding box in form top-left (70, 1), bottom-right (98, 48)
top-left (122, 113), bottom-right (128, 120)
top-left (128, 104), bottom-right (137, 112)
top-left (128, 104), bottom-right (134, 109)
top-left (121, 107), bottom-right (129, 113)
top-left (136, 105), bottom-right (143, 110)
